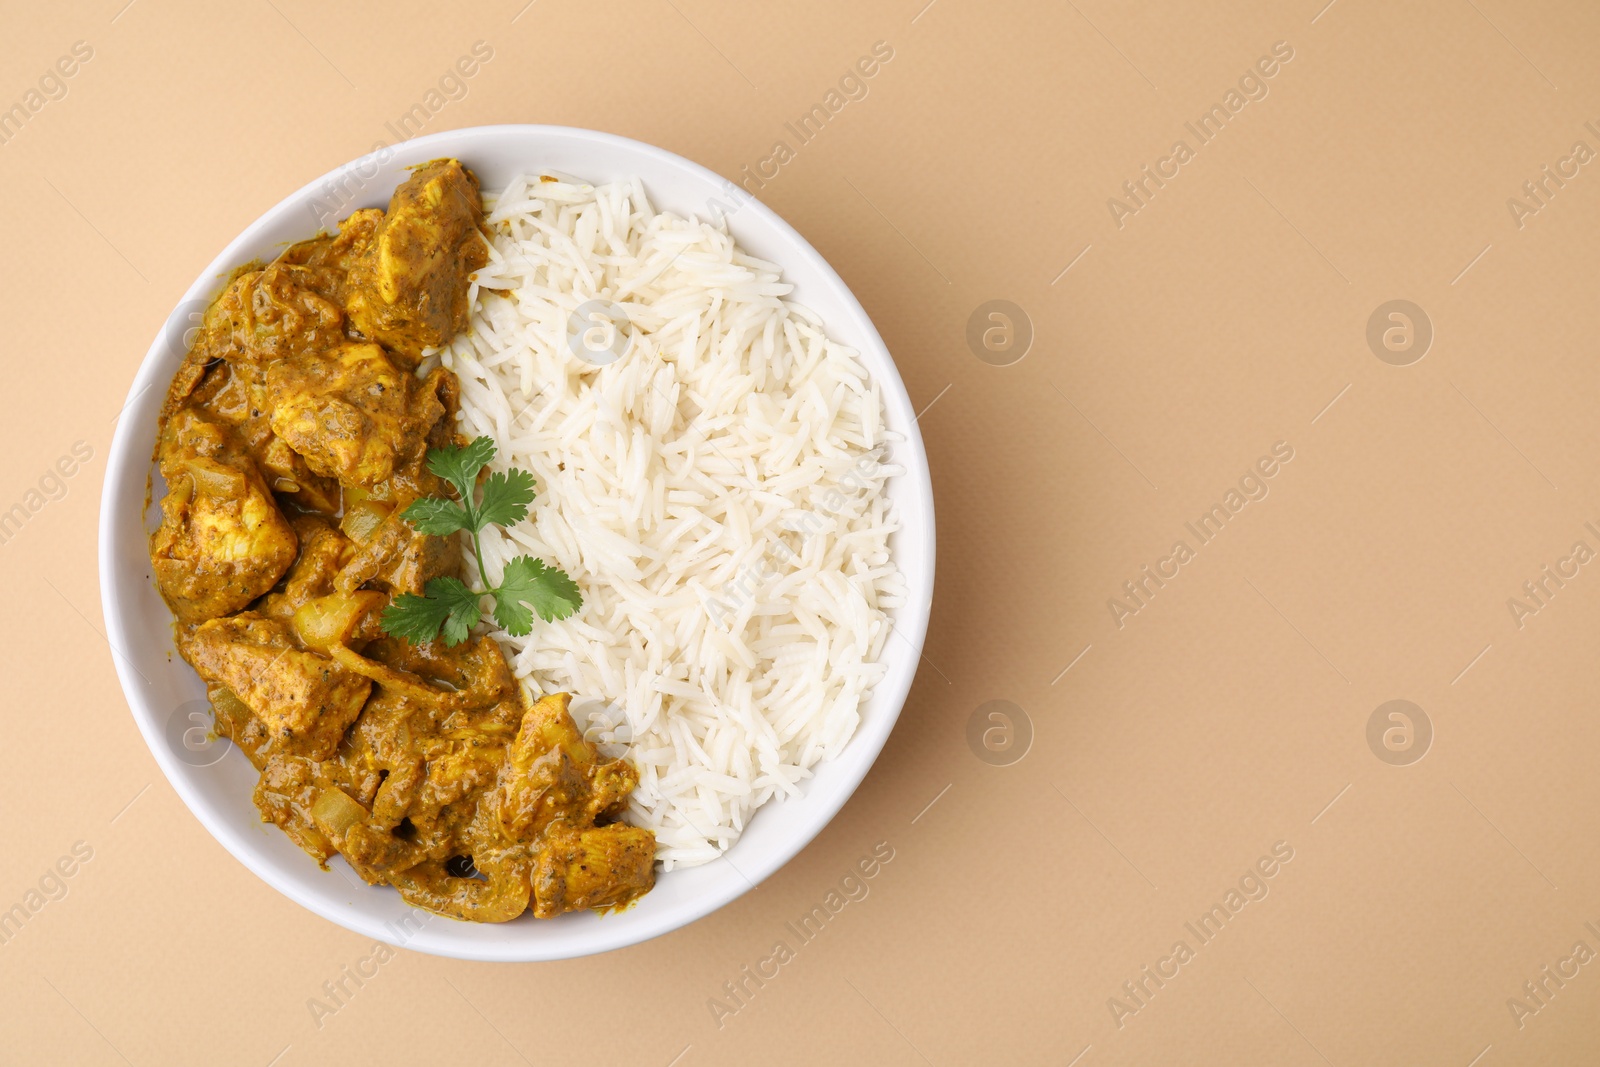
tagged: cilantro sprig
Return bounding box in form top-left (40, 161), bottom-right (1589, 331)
top-left (379, 437), bottom-right (582, 646)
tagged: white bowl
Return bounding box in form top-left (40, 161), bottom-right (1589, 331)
top-left (98, 125), bottom-right (935, 961)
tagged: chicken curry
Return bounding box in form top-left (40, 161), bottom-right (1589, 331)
top-left (151, 160), bottom-right (655, 922)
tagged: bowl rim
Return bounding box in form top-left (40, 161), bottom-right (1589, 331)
top-left (98, 123), bottom-right (935, 961)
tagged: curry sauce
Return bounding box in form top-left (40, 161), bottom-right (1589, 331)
top-left (150, 160), bottom-right (655, 922)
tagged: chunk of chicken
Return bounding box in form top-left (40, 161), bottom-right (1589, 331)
top-left (532, 823), bottom-right (656, 918)
top-left (150, 413), bottom-right (298, 624)
top-left (496, 693), bottom-right (641, 845)
top-left (255, 516), bottom-right (352, 625)
top-left (180, 613), bottom-right (371, 761)
top-left (253, 753), bottom-right (337, 865)
top-left (207, 684), bottom-right (273, 771)
top-left (279, 208), bottom-right (384, 306)
top-left (363, 368), bottom-right (463, 507)
top-left (185, 360), bottom-right (341, 514)
top-left (342, 726), bottom-right (510, 888)
top-left (266, 342), bottom-right (444, 487)
top-left (198, 264), bottom-right (346, 364)
top-left (333, 501), bottom-right (460, 597)
top-left (345, 160), bottom-right (488, 365)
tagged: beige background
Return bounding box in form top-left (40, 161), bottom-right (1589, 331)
top-left (3, 0), bottom-right (1599, 1062)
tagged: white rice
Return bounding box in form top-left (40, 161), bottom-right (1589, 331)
top-left (436, 172), bottom-right (905, 869)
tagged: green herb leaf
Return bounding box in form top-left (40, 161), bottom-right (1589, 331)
top-left (399, 496), bottom-right (472, 537)
top-left (492, 555), bottom-right (583, 635)
top-left (380, 437), bottom-right (581, 648)
top-left (428, 576), bottom-right (487, 646)
top-left (476, 468), bottom-right (537, 531)
top-left (379, 592), bottom-right (449, 645)
top-left (379, 577), bottom-right (484, 647)
top-left (425, 436), bottom-right (497, 505)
